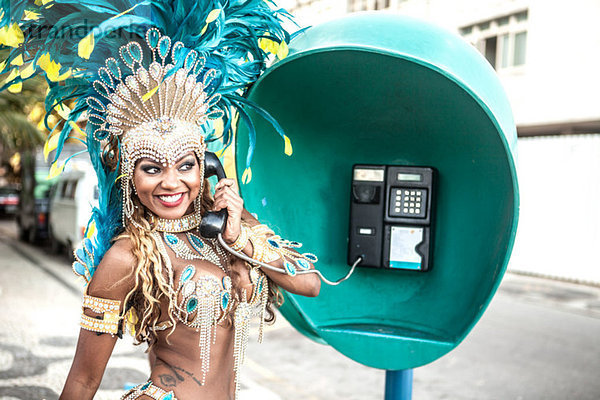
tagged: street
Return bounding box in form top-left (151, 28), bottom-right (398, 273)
top-left (0, 218), bottom-right (599, 400)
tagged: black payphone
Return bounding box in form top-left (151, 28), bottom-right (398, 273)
top-left (348, 165), bottom-right (436, 271)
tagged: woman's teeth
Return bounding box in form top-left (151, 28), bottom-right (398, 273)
top-left (158, 193), bottom-right (183, 203)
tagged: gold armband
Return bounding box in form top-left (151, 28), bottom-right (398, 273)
top-left (80, 294), bottom-right (122, 335)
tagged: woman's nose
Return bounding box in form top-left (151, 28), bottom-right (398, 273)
top-left (161, 167), bottom-right (180, 189)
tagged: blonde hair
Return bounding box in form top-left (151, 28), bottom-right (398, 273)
top-left (104, 135), bottom-right (279, 347)
top-left (117, 178), bottom-right (280, 347)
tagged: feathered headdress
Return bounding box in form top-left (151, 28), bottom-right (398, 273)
top-left (0, 0), bottom-right (295, 279)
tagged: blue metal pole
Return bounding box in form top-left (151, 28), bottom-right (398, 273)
top-left (384, 369), bottom-right (413, 400)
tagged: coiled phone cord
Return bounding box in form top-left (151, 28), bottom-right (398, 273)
top-left (217, 233), bottom-right (362, 286)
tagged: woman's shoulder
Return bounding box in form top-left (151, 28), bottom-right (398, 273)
top-left (103, 237), bottom-right (136, 264)
top-left (87, 237), bottom-right (137, 299)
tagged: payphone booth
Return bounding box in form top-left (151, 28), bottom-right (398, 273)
top-left (235, 13), bottom-right (519, 398)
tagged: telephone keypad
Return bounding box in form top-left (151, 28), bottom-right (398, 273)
top-left (390, 188), bottom-right (427, 218)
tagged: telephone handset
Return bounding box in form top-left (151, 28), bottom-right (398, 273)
top-left (199, 152), bottom-right (228, 239)
top-left (202, 152), bottom-right (354, 285)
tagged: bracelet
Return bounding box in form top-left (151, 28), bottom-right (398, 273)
top-left (229, 224), bottom-right (250, 252)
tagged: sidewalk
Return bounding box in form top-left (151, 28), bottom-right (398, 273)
top-left (1, 218), bottom-right (599, 400)
top-left (0, 221), bottom-right (284, 400)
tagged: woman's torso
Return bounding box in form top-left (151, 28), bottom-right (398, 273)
top-left (144, 230), bottom-right (257, 400)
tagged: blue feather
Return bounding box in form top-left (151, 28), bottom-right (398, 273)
top-left (0, 0), bottom-right (294, 274)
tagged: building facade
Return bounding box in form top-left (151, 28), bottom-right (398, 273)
top-left (283, 0), bottom-right (600, 283)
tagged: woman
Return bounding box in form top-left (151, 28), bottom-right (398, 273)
top-left (0, 1), bottom-right (319, 399)
top-left (60, 149), bottom-right (320, 399)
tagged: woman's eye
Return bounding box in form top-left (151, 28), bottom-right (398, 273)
top-left (179, 162), bottom-right (195, 171)
top-left (141, 165), bottom-right (160, 174)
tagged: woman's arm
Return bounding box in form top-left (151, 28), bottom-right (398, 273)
top-left (60, 330), bottom-right (119, 399)
top-left (212, 179), bottom-right (321, 297)
top-left (60, 239), bottom-right (136, 400)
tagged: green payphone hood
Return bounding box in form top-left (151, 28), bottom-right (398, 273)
top-left (236, 12), bottom-right (519, 370)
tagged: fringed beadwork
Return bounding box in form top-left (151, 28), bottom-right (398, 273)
top-left (233, 299), bottom-right (252, 398)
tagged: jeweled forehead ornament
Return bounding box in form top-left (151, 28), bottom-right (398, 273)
top-left (86, 28), bottom-right (223, 226)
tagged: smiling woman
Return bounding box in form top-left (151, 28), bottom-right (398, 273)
top-left (0, 1), bottom-right (321, 399)
top-left (133, 154), bottom-right (202, 220)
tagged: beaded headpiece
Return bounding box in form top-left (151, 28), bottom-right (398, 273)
top-left (88, 28), bottom-right (222, 224)
top-left (0, 0), bottom-right (294, 267)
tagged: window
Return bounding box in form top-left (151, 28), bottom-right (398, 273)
top-left (513, 31), bottom-right (527, 66)
top-left (459, 10), bottom-right (528, 71)
top-left (374, 0), bottom-right (390, 10)
top-left (348, 0), bottom-right (368, 12)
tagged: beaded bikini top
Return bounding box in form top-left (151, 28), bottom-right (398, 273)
top-left (153, 229), bottom-right (269, 394)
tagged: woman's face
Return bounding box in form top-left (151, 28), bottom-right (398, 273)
top-left (133, 152), bottom-right (202, 220)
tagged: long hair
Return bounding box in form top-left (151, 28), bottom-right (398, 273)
top-left (105, 141), bottom-right (279, 347)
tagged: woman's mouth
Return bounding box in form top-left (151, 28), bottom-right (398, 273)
top-left (156, 192), bottom-right (185, 207)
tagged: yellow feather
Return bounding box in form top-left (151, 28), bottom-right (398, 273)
top-left (8, 81), bottom-right (22, 93)
top-left (86, 221), bottom-right (96, 238)
top-left (206, 9), bottom-right (221, 23)
top-left (47, 161), bottom-right (65, 180)
top-left (284, 135), bottom-right (293, 156)
top-left (0, 23), bottom-right (24, 47)
top-left (3, 68), bottom-right (19, 84)
top-left (200, 24), bottom-right (208, 36)
top-left (23, 10), bottom-right (41, 20)
top-left (44, 133), bottom-right (60, 161)
top-left (10, 54), bottom-right (23, 66)
top-left (277, 40), bottom-right (289, 60)
top-left (242, 167), bottom-right (253, 184)
top-left (56, 103), bottom-right (70, 120)
top-left (109, 2), bottom-right (145, 21)
top-left (20, 62), bottom-right (36, 79)
top-left (78, 33), bottom-right (95, 60)
top-left (142, 84), bottom-right (160, 102)
top-left (69, 121), bottom-right (86, 137)
top-left (56, 68), bottom-right (72, 82)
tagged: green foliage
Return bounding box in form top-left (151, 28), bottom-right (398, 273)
top-left (0, 76), bottom-right (46, 151)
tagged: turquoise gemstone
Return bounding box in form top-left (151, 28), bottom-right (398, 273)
top-left (181, 266), bottom-right (195, 283)
top-left (267, 238), bottom-right (279, 248)
top-left (75, 247), bottom-right (86, 262)
top-left (221, 292), bottom-right (230, 310)
top-left (140, 381), bottom-right (151, 390)
top-left (257, 280), bottom-right (263, 294)
top-left (163, 394), bottom-right (173, 400)
top-left (73, 262), bottom-right (86, 276)
top-left (304, 253), bottom-right (318, 262)
top-left (284, 261), bottom-right (297, 276)
top-left (186, 297), bottom-right (198, 313)
top-left (165, 234), bottom-right (178, 245)
top-left (296, 259), bottom-right (310, 270)
top-left (147, 29), bottom-right (159, 48)
top-left (190, 235), bottom-right (204, 248)
top-left (129, 43), bottom-right (142, 62)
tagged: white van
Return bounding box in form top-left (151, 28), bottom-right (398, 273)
top-left (48, 165), bottom-right (98, 257)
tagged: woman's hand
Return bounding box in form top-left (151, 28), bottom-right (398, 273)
top-left (212, 178), bottom-right (244, 244)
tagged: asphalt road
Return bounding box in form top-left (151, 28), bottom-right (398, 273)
top-left (0, 218), bottom-right (599, 400)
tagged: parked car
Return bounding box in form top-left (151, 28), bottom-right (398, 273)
top-left (0, 185), bottom-right (20, 216)
top-left (17, 167), bottom-right (56, 243)
top-left (48, 166), bottom-right (98, 257)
